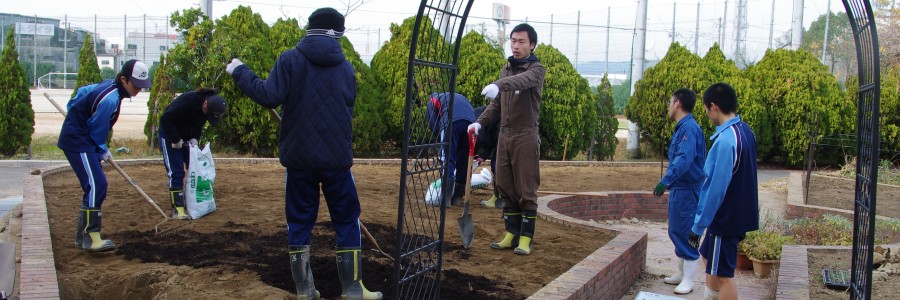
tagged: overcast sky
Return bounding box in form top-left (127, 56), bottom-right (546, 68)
top-left (2, 0), bottom-right (844, 68)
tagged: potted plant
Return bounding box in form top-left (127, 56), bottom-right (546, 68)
top-left (736, 239), bottom-right (753, 271)
top-left (743, 230), bottom-right (793, 278)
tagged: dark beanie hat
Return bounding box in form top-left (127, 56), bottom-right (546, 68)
top-left (307, 7), bottom-right (345, 39)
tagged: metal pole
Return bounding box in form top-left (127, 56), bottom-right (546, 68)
top-left (575, 11), bottom-right (580, 70)
top-left (791, 0), bottom-right (804, 50)
top-left (124, 15), bottom-right (127, 63)
top-left (33, 15), bottom-right (37, 87)
top-left (695, 2), bottom-right (700, 53)
top-left (718, 17), bottom-right (722, 46)
top-left (722, 0), bottom-right (728, 50)
top-left (64, 15), bottom-right (67, 89)
top-left (605, 6), bottom-right (610, 74)
top-left (143, 14), bottom-right (146, 63)
top-left (550, 14), bottom-right (553, 45)
top-left (822, 0), bottom-right (831, 62)
top-left (769, 0), bottom-right (776, 49)
top-left (672, 3), bottom-right (676, 44)
top-left (627, 0), bottom-right (648, 158)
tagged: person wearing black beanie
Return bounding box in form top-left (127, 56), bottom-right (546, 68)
top-left (225, 7), bottom-right (382, 300)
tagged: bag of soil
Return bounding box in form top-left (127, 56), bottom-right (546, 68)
top-left (185, 143), bottom-right (217, 219)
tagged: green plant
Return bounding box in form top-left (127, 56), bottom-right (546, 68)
top-left (144, 54), bottom-right (176, 146)
top-left (787, 215), bottom-right (853, 246)
top-left (0, 28), bottom-right (34, 157)
top-left (593, 74), bottom-right (618, 161)
top-left (72, 34), bottom-right (102, 96)
top-left (743, 230), bottom-right (794, 261)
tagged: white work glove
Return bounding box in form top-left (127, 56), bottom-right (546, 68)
top-left (188, 138), bottom-right (198, 147)
top-left (171, 139), bottom-right (184, 149)
top-left (226, 58), bottom-right (244, 75)
top-left (481, 83), bottom-right (499, 99)
top-left (100, 151), bottom-right (112, 162)
top-left (467, 122), bottom-right (482, 136)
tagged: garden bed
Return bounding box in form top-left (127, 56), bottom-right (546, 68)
top-left (43, 162), bottom-right (661, 299)
top-left (807, 248), bottom-right (900, 299)
top-left (807, 174), bottom-right (900, 218)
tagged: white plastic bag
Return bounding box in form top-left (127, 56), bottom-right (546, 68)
top-left (425, 179), bottom-right (443, 206)
top-left (185, 143), bottom-right (217, 219)
top-left (470, 168), bottom-right (493, 190)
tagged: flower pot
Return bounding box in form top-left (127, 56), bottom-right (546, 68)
top-left (736, 252), bottom-right (753, 270)
top-left (749, 257), bottom-right (778, 278)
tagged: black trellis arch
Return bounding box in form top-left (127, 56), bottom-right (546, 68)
top-left (393, 1), bottom-right (473, 299)
top-left (842, 0), bottom-right (881, 299)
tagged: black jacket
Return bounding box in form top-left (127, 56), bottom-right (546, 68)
top-left (158, 91), bottom-right (213, 142)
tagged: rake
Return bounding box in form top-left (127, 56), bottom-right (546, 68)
top-left (45, 92), bottom-right (187, 235)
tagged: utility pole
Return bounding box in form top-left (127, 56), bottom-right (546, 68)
top-left (33, 15), bottom-right (37, 87)
top-left (143, 14), bottom-right (147, 63)
top-left (575, 11), bottom-right (580, 70)
top-left (671, 3), bottom-right (676, 45)
top-left (550, 14), bottom-right (553, 45)
top-left (735, 0), bottom-right (747, 64)
top-left (769, 0), bottom-right (776, 49)
top-left (695, 2), bottom-right (700, 53)
top-left (201, 0), bottom-right (213, 17)
top-left (64, 15), bottom-right (68, 89)
top-left (124, 15), bottom-right (127, 63)
top-left (605, 6), bottom-right (610, 74)
top-left (718, 17), bottom-right (722, 46)
top-left (822, 0), bottom-right (831, 62)
top-left (791, 0), bottom-right (804, 50)
top-left (722, 0), bottom-right (728, 50)
top-left (628, 0), bottom-right (648, 158)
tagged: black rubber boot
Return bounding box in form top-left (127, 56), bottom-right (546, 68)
top-left (490, 207), bottom-right (521, 249)
top-left (74, 211), bottom-right (85, 249)
top-left (515, 210), bottom-right (537, 255)
top-left (450, 179), bottom-right (465, 206)
top-left (170, 189), bottom-right (190, 220)
top-left (81, 208), bottom-right (116, 252)
top-left (289, 245), bottom-right (320, 299)
top-left (335, 247), bottom-right (383, 300)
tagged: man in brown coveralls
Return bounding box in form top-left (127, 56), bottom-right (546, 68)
top-left (468, 23), bottom-right (545, 255)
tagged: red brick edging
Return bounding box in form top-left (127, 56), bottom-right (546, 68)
top-left (529, 194), bottom-right (649, 300)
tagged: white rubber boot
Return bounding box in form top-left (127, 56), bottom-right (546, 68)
top-left (674, 259), bottom-right (698, 294)
top-left (663, 258), bottom-right (684, 285)
top-left (704, 286), bottom-right (720, 300)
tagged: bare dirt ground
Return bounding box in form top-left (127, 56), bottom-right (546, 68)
top-left (808, 175), bottom-right (900, 218)
top-left (807, 248), bottom-right (900, 299)
top-left (41, 163), bottom-right (677, 299)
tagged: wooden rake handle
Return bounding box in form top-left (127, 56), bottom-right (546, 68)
top-left (107, 159), bottom-right (170, 220)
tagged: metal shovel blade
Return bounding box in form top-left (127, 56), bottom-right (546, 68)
top-left (457, 130), bottom-right (478, 248)
top-left (458, 201), bottom-right (474, 248)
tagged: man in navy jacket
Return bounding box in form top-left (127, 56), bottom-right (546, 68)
top-left (58, 59), bottom-right (152, 252)
top-left (655, 88), bottom-right (706, 295)
top-left (426, 92), bottom-right (475, 206)
top-left (692, 83), bottom-right (759, 300)
top-left (226, 7), bottom-right (381, 300)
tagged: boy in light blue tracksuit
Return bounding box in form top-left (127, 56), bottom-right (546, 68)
top-left (654, 88), bottom-right (706, 295)
top-left (690, 83), bottom-right (759, 300)
top-left (57, 59), bottom-right (152, 252)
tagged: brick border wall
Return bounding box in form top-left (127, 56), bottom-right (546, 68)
top-left (19, 159), bottom-right (654, 299)
top-left (547, 192), bottom-right (668, 221)
top-left (775, 245), bottom-right (855, 300)
top-left (528, 194), bottom-right (648, 300)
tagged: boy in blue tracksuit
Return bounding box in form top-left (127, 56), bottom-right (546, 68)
top-left (226, 8), bottom-right (381, 300)
top-left (57, 59), bottom-right (152, 252)
top-left (157, 88), bottom-right (227, 220)
top-left (690, 83), bottom-right (759, 300)
top-left (426, 92), bottom-right (475, 206)
top-left (654, 88), bottom-right (706, 295)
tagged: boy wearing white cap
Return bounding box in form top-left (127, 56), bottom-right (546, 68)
top-left (58, 59), bottom-right (152, 252)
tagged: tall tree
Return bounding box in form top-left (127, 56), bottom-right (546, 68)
top-left (144, 54), bottom-right (175, 146)
top-left (71, 34), bottom-right (102, 97)
top-left (801, 11), bottom-right (854, 81)
top-left (593, 74), bottom-right (618, 161)
top-left (456, 30), bottom-right (506, 108)
top-left (0, 29), bottom-right (34, 156)
top-left (533, 44), bottom-right (597, 159)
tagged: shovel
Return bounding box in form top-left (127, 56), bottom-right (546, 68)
top-left (457, 129), bottom-right (477, 248)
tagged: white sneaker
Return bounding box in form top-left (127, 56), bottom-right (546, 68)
top-left (664, 258), bottom-right (684, 285)
top-left (704, 286), bottom-right (720, 300)
top-left (674, 259), bottom-right (698, 294)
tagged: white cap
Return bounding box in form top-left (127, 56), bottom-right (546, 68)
top-left (122, 59), bottom-right (152, 88)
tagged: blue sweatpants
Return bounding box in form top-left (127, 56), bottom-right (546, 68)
top-left (448, 120), bottom-right (473, 187)
top-left (285, 168), bottom-right (362, 247)
top-left (668, 188), bottom-right (700, 260)
top-left (63, 151), bottom-right (108, 209)
top-left (158, 134), bottom-right (190, 190)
